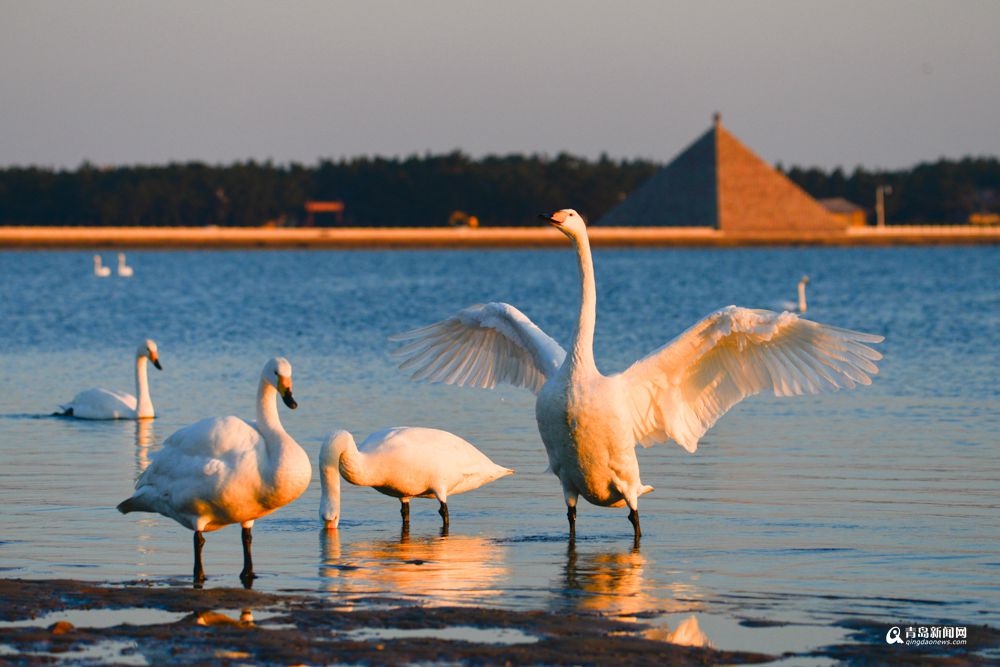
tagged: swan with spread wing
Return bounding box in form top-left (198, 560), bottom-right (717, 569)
top-left (391, 209), bottom-right (884, 540)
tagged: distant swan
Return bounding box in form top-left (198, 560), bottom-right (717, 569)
top-left (392, 209), bottom-right (883, 541)
top-left (319, 427), bottom-right (513, 529)
top-left (93, 254), bottom-right (111, 277)
top-left (117, 357), bottom-right (309, 586)
top-left (117, 253), bottom-right (134, 277)
top-left (779, 275), bottom-right (809, 313)
top-left (58, 340), bottom-right (162, 419)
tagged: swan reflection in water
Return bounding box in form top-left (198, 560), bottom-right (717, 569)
top-left (320, 527), bottom-right (509, 606)
top-left (562, 539), bottom-right (710, 647)
top-left (134, 418), bottom-right (155, 474)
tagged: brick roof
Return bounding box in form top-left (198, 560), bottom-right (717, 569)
top-left (599, 116), bottom-right (846, 234)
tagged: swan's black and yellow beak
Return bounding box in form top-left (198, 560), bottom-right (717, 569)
top-left (277, 376), bottom-right (297, 409)
top-left (150, 354), bottom-right (163, 370)
top-left (538, 213), bottom-right (560, 227)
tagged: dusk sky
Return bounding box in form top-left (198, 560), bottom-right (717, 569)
top-left (2, 1), bottom-right (998, 171)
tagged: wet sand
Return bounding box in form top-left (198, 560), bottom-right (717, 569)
top-left (1, 578), bottom-right (996, 665)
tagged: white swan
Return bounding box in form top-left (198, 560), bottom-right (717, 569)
top-left (319, 427), bottom-right (513, 529)
top-left (93, 254), bottom-right (111, 277)
top-left (795, 275), bottom-right (809, 313)
top-left (117, 253), bottom-right (134, 277)
top-left (780, 275), bottom-right (809, 312)
top-left (392, 209), bottom-right (884, 540)
top-left (58, 340), bottom-right (162, 419)
top-left (117, 357), bottom-right (310, 585)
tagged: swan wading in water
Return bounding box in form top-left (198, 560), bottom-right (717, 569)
top-left (391, 209), bottom-right (884, 541)
top-left (58, 340), bottom-right (162, 419)
top-left (117, 253), bottom-right (134, 277)
top-left (319, 427), bottom-right (513, 529)
top-left (117, 357), bottom-right (309, 586)
top-left (93, 254), bottom-right (111, 277)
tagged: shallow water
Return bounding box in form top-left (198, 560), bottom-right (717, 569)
top-left (0, 247), bottom-right (997, 652)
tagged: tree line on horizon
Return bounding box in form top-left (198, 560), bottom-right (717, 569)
top-left (0, 152), bottom-right (997, 227)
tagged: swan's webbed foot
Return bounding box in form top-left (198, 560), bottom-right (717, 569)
top-left (193, 531), bottom-right (206, 586)
top-left (438, 501), bottom-right (449, 527)
top-left (239, 526), bottom-right (256, 588)
top-left (628, 508), bottom-right (641, 542)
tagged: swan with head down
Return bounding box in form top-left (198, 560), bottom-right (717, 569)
top-left (320, 427), bottom-right (513, 529)
top-left (117, 357), bottom-right (310, 586)
top-left (58, 339), bottom-right (162, 419)
top-left (392, 209), bottom-right (884, 541)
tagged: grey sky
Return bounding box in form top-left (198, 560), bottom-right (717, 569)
top-left (2, 0), bottom-right (998, 171)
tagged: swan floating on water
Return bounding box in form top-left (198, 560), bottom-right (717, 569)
top-left (117, 357), bottom-right (310, 586)
top-left (93, 255), bottom-right (111, 277)
top-left (798, 275), bottom-right (809, 312)
top-left (779, 275), bottom-right (809, 312)
top-left (58, 340), bottom-right (162, 419)
top-left (319, 427), bottom-right (513, 529)
top-left (392, 209), bottom-right (884, 541)
top-left (117, 253), bottom-right (134, 277)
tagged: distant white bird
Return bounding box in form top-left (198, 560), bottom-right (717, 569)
top-left (779, 275), bottom-right (809, 313)
top-left (392, 209), bottom-right (884, 541)
top-left (118, 357), bottom-right (309, 586)
top-left (319, 427), bottom-right (513, 529)
top-left (93, 254), bottom-right (111, 277)
top-left (117, 253), bottom-right (134, 277)
top-left (58, 340), bottom-right (162, 419)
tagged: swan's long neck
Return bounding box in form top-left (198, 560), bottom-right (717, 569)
top-left (336, 436), bottom-right (376, 487)
top-left (254, 377), bottom-right (311, 507)
top-left (319, 436), bottom-right (344, 529)
top-left (255, 378), bottom-right (288, 445)
top-left (568, 232), bottom-right (597, 372)
top-left (798, 281), bottom-right (808, 312)
top-left (319, 431), bottom-right (377, 528)
top-left (134, 356), bottom-right (153, 418)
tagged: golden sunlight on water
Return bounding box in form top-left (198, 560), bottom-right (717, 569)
top-left (563, 541), bottom-right (702, 618)
top-left (133, 419), bottom-right (155, 474)
top-left (320, 529), bottom-right (510, 606)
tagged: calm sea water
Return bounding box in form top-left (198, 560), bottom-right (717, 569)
top-left (0, 247), bottom-right (997, 651)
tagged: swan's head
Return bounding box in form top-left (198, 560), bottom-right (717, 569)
top-left (539, 208), bottom-right (587, 240)
top-left (138, 339), bottom-right (162, 370)
top-left (799, 275), bottom-right (810, 286)
top-left (263, 357), bottom-right (297, 409)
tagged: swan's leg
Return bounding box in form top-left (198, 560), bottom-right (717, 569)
top-left (434, 490), bottom-right (449, 527)
top-left (400, 499), bottom-right (410, 524)
top-left (239, 522), bottom-right (256, 586)
top-left (628, 508), bottom-right (641, 543)
top-left (564, 488), bottom-right (579, 538)
top-left (193, 531), bottom-right (206, 584)
top-left (624, 486), bottom-right (642, 542)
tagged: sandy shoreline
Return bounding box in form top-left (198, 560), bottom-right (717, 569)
top-left (1, 225), bottom-right (998, 249)
top-left (0, 578), bottom-right (995, 665)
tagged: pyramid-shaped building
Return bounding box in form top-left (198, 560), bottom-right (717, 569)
top-left (599, 114), bottom-right (845, 235)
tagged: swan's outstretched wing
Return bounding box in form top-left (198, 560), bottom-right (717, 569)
top-left (390, 302), bottom-right (566, 394)
top-left (619, 306), bottom-right (884, 453)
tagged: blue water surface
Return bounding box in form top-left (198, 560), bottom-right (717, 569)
top-left (0, 246), bottom-right (997, 651)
